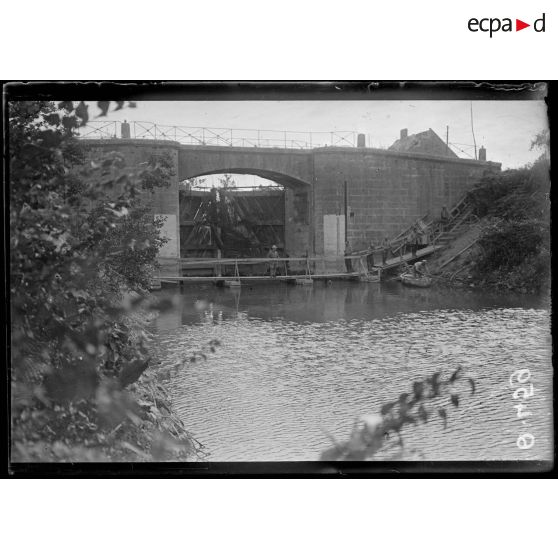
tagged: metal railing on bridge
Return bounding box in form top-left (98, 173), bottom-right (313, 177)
top-left (75, 121), bottom-right (359, 149)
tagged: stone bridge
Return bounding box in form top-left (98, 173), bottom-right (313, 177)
top-left (80, 137), bottom-right (500, 273)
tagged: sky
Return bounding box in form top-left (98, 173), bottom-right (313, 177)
top-left (87, 100), bottom-right (548, 171)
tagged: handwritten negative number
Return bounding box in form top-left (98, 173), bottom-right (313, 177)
top-left (517, 433), bottom-right (535, 450)
top-left (513, 383), bottom-right (534, 400)
top-left (509, 369), bottom-right (531, 387)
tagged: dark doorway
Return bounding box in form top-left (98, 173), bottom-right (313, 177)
top-left (179, 174), bottom-right (285, 259)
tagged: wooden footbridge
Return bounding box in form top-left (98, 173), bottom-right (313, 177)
top-left (157, 255), bottom-right (366, 284)
top-left (154, 245), bottom-right (442, 288)
top-left (153, 194), bottom-right (473, 288)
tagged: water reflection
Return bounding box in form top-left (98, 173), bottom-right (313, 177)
top-left (157, 281), bottom-right (546, 327)
top-left (153, 282), bottom-right (552, 461)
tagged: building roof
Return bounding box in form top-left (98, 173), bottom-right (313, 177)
top-left (388, 128), bottom-right (458, 158)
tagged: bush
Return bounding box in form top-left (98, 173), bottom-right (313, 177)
top-left (9, 101), bottom-right (202, 462)
top-left (465, 156), bottom-right (550, 294)
top-left (467, 160), bottom-right (548, 222)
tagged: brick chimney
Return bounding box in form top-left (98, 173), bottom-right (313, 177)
top-left (479, 146), bottom-right (486, 161)
top-left (400, 128), bottom-right (408, 140)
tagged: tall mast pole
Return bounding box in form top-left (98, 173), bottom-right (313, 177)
top-left (470, 102), bottom-right (478, 160)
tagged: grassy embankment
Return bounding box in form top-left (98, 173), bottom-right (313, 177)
top-left (429, 157), bottom-right (550, 294)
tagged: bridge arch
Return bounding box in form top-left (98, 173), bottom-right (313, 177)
top-left (176, 145), bottom-right (314, 188)
top-left (182, 167), bottom-right (311, 191)
top-left (179, 169), bottom-right (312, 261)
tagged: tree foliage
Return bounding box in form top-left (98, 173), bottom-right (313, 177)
top-left (466, 160), bottom-right (549, 222)
top-left (464, 148), bottom-right (550, 293)
top-left (50, 100), bottom-right (137, 129)
top-left (9, 100), bottom-right (202, 462)
top-left (530, 128), bottom-right (550, 154)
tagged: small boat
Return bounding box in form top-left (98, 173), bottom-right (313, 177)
top-left (400, 273), bottom-right (432, 288)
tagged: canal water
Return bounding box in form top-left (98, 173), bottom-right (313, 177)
top-left (152, 282), bottom-right (553, 461)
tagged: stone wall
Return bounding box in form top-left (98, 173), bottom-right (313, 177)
top-left (284, 187), bottom-right (311, 258)
top-left (311, 147), bottom-right (500, 254)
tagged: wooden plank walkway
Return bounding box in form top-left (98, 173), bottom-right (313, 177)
top-left (158, 272), bottom-right (362, 283)
top-left (157, 246), bottom-right (443, 284)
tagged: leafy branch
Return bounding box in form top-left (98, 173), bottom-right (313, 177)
top-left (320, 366), bottom-right (477, 461)
top-left (55, 100), bottom-right (137, 129)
